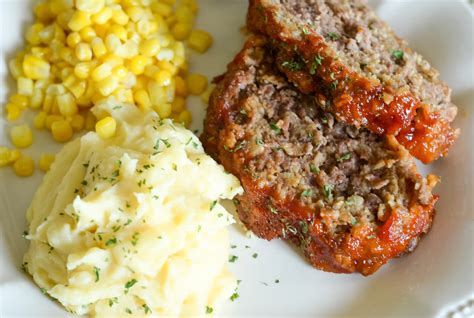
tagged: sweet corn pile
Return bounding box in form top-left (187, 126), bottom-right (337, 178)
top-left (2, 0), bottom-right (213, 177)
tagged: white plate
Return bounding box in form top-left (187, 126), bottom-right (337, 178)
top-left (1, 0), bottom-right (473, 317)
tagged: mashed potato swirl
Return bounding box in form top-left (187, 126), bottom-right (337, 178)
top-left (23, 100), bottom-right (242, 317)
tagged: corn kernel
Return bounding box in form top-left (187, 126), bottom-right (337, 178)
top-left (151, 3), bottom-right (173, 17)
top-left (139, 38), bottom-right (161, 57)
top-left (69, 79), bottom-right (87, 98)
top-left (70, 113), bottom-right (85, 132)
top-left (84, 111), bottom-right (96, 130)
top-left (91, 37), bottom-right (107, 58)
top-left (171, 96), bottom-right (185, 113)
top-left (68, 11), bottom-right (92, 32)
top-left (177, 109), bottom-right (192, 127)
top-left (74, 62), bottom-right (92, 79)
top-left (51, 120), bottom-right (73, 142)
top-left (80, 26), bottom-right (97, 42)
top-left (174, 76), bottom-right (187, 96)
top-left (39, 153), bottom-right (55, 172)
top-left (92, 7), bottom-right (113, 24)
top-left (57, 93), bottom-right (78, 116)
top-left (9, 58), bottom-right (25, 79)
top-left (109, 24), bottom-right (128, 41)
top-left (188, 30), bottom-right (213, 53)
top-left (155, 103), bottom-right (172, 119)
top-left (34, 2), bottom-right (54, 23)
top-left (186, 73), bottom-right (207, 95)
top-left (0, 147), bottom-right (11, 167)
top-left (95, 116), bottom-right (116, 139)
top-left (134, 89), bottom-right (152, 110)
top-left (59, 47), bottom-right (77, 65)
top-left (75, 43), bottom-right (92, 61)
top-left (9, 149), bottom-right (21, 163)
top-left (154, 70), bottom-right (172, 86)
top-left (5, 103), bottom-right (22, 121)
top-left (17, 77), bottom-right (34, 96)
top-left (101, 53), bottom-right (123, 67)
top-left (91, 62), bottom-right (112, 81)
top-left (10, 124), bottom-right (33, 148)
top-left (33, 111), bottom-right (47, 129)
top-left (76, 0), bottom-right (104, 14)
top-left (105, 34), bottom-right (121, 53)
top-left (13, 155), bottom-right (35, 177)
top-left (66, 32), bottom-right (81, 48)
top-left (130, 55), bottom-right (147, 75)
top-left (10, 94), bottom-right (29, 109)
top-left (175, 6), bottom-right (194, 25)
top-left (112, 65), bottom-right (128, 79)
top-left (126, 6), bottom-right (145, 22)
top-left (26, 23), bottom-right (44, 45)
top-left (30, 88), bottom-right (44, 109)
top-left (112, 9), bottom-right (129, 25)
top-left (183, 0), bottom-right (199, 13)
top-left (23, 54), bottom-right (50, 79)
top-left (42, 94), bottom-right (54, 113)
top-left (45, 114), bottom-right (63, 130)
top-left (97, 77), bottom-right (119, 96)
top-left (171, 23), bottom-right (191, 40)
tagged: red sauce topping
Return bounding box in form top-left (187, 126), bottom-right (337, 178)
top-left (272, 33), bottom-right (456, 164)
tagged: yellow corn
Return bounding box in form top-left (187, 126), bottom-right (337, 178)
top-left (10, 94), bottom-right (29, 109)
top-left (26, 23), bottom-right (44, 45)
top-left (91, 37), bottom-right (107, 58)
top-left (33, 111), bottom-right (48, 129)
top-left (154, 70), bottom-right (172, 86)
top-left (151, 3), bottom-right (173, 17)
top-left (130, 55), bottom-right (147, 75)
top-left (17, 77), bottom-right (34, 96)
top-left (111, 9), bottom-right (129, 25)
top-left (80, 26), bottom-right (97, 42)
top-left (66, 32), bottom-right (82, 48)
top-left (175, 6), bottom-right (194, 25)
top-left (23, 54), bottom-right (50, 79)
top-left (5, 103), bottom-right (22, 121)
top-left (125, 6), bottom-right (145, 22)
top-left (84, 111), bottom-right (96, 130)
top-left (76, 43), bottom-right (92, 61)
top-left (171, 23), bottom-right (191, 40)
top-left (70, 113), bottom-right (85, 132)
top-left (97, 77), bottom-right (119, 96)
top-left (134, 89), bottom-right (152, 110)
top-left (68, 11), bottom-right (92, 32)
top-left (45, 114), bottom-right (63, 130)
top-left (91, 62), bottom-right (112, 81)
top-left (30, 88), bottom-right (44, 109)
top-left (10, 124), bottom-right (33, 148)
top-left (171, 96), bottom-right (185, 113)
top-left (109, 24), bottom-right (128, 41)
top-left (95, 116), bottom-right (116, 139)
top-left (188, 30), bottom-right (213, 53)
top-left (38, 153), bottom-right (55, 172)
top-left (92, 7), bottom-right (113, 25)
top-left (186, 73), bottom-right (207, 95)
top-left (13, 155), bottom-right (35, 177)
top-left (51, 120), bottom-right (74, 142)
top-left (155, 103), bottom-right (172, 119)
top-left (0, 147), bottom-right (11, 167)
top-left (57, 93), bottom-right (78, 116)
top-left (76, 0), bottom-right (105, 14)
top-left (9, 58), bottom-right (25, 79)
top-left (174, 76), bottom-right (187, 96)
top-left (9, 149), bottom-right (21, 163)
top-left (112, 65), bottom-right (128, 79)
top-left (139, 38), bottom-right (161, 57)
top-left (177, 110), bottom-right (192, 127)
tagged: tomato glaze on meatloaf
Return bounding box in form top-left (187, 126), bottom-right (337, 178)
top-left (247, 0), bottom-right (459, 164)
top-left (202, 36), bottom-right (438, 275)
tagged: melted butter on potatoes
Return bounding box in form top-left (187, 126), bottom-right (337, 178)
top-left (23, 99), bottom-right (242, 317)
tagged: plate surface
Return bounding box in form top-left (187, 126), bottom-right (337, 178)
top-left (1, 0), bottom-right (473, 317)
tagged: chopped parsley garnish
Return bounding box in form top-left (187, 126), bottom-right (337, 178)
top-left (125, 308), bottom-right (133, 314)
top-left (351, 218), bottom-right (358, 226)
top-left (125, 279), bottom-right (138, 289)
top-left (154, 138), bottom-right (171, 150)
top-left (309, 54), bottom-right (323, 75)
top-left (142, 303), bottom-right (152, 314)
top-left (327, 32), bottom-right (339, 40)
top-left (109, 297), bottom-right (118, 307)
top-left (255, 138), bottom-right (264, 146)
top-left (268, 204), bottom-right (279, 215)
top-left (252, 253), bottom-right (258, 258)
top-left (228, 255), bottom-right (238, 263)
top-left (230, 292), bottom-right (239, 301)
top-left (302, 27), bottom-right (310, 35)
top-left (301, 189), bottom-right (313, 198)
top-left (81, 180), bottom-right (88, 186)
top-left (337, 152), bottom-right (351, 162)
top-left (323, 184), bottom-right (334, 200)
top-left (231, 244), bottom-right (237, 249)
top-left (93, 267), bottom-right (100, 282)
top-left (392, 50), bottom-right (404, 60)
top-left (131, 232), bottom-right (140, 246)
top-left (310, 164), bottom-right (320, 174)
top-left (105, 237), bottom-right (117, 246)
top-left (275, 279), bottom-right (280, 283)
top-left (205, 306), bottom-right (213, 314)
top-left (281, 59), bottom-right (303, 71)
top-left (210, 200), bottom-right (217, 211)
top-left (269, 122), bottom-right (281, 135)
top-left (112, 105), bottom-right (122, 110)
top-left (300, 221), bottom-right (309, 234)
top-left (331, 80), bottom-right (339, 90)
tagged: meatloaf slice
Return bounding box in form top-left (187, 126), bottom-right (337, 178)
top-left (247, 0), bottom-right (459, 164)
top-left (202, 36), bottom-right (438, 275)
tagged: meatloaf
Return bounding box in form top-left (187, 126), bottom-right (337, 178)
top-left (202, 36), bottom-right (438, 275)
top-left (247, 0), bottom-right (459, 164)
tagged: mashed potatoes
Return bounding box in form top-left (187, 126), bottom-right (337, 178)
top-left (23, 100), bottom-right (242, 317)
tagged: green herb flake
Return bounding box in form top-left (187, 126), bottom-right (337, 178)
top-left (109, 297), bottom-right (118, 307)
top-left (228, 255), bottom-right (238, 263)
top-left (255, 138), bottom-right (264, 146)
top-left (210, 200), bottom-right (218, 211)
top-left (337, 152), bottom-right (352, 162)
top-left (301, 189), bottom-right (313, 198)
top-left (269, 122), bottom-right (281, 135)
top-left (93, 266), bottom-right (100, 282)
top-left (252, 253), bottom-right (258, 259)
top-left (205, 306), bottom-right (213, 314)
top-left (392, 50), bottom-right (404, 60)
top-left (310, 164), bottom-right (320, 174)
top-left (142, 303), bottom-right (152, 314)
top-left (230, 292), bottom-right (239, 301)
top-left (323, 184), bottom-right (334, 201)
top-left (125, 279), bottom-right (138, 289)
top-left (268, 204), bottom-right (279, 215)
top-left (331, 80), bottom-right (339, 90)
top-left (300, 221), bottom-right (309, 234)
top-left (125, 308), bottom-right (133, 314)
top-left (231, 244), bottom-right (237, 249)
top-left (131, 232), bottom-right (140, 246)
top-left (302, 27), bottom-right (310, 35)
top-left (81, 180), bottom-right (88, 186)
top-left (327, 32), bottom-right (339, 40)
top-left (281, 60), bottom-right (303, 71)
top-left (105, 237), bottom-right (117, 246)
top-left (309, 54), bottom-right (323, 75)
top-left (112, 105), bottom-right (122, 110)
top-left (275, 279), bottom-right (280, 283)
